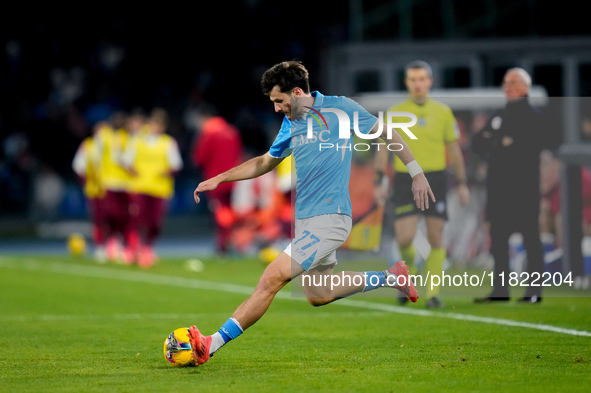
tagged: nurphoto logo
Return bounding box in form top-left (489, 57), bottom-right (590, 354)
top-left (305, 109), bottom-right (418, 152)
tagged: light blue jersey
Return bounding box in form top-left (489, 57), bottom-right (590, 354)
top-left (269, 91), bottom-right (378, 219)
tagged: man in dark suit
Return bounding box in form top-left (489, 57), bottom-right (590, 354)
top-left (472, 67), bottom-right (553, 304)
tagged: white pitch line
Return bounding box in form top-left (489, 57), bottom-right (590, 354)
top-left (0, 311), bottom-right (387, 323)
top-left (1, 256), bottom-right (590, 338)
top-left (0, 313), bottom-right (229, 323)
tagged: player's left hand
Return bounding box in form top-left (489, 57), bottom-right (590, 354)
top-left (411, 173), bottom-right (435, 211)
top-left (194, 178), bottom-right (220, 204)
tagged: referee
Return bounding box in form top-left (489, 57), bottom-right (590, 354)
top-left (383, 60), bottom-right (470, 308)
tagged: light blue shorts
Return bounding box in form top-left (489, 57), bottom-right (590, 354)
top-left (284, 214), bottom-right (352, 271)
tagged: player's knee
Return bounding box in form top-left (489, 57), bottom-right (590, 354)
top-left (257, 274), bottom-right (283, 296)
top-left (257, 265), bottom-right (289, 295)
top-left (427, 237), bottom-right (443, 249)
top-left (397, 237), bottom-right (414, 250)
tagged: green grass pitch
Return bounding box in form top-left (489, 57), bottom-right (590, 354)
top-left (1, 253), bottom-right (590, 392)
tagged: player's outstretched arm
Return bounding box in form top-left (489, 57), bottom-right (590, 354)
top-left (194, 152), bottom-right (284, 204)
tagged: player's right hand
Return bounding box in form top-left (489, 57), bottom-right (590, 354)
top-left (194, 179), bottom-right (219, 204)
top-left (411, 173), bottom-right (436, 211)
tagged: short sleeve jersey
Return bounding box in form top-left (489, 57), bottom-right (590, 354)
top-left (387, 98), bottom-right (459, 173)
top-left (269, 91), bottom-right (378, 219)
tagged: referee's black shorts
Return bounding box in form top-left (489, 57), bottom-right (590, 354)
top-left (392, 170), bottom-right (448, 220)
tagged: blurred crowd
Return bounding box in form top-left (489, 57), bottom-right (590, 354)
top-left (0, 41), bottom-right (277, 221)
top-left (0, 5), bottom-right (346, 222)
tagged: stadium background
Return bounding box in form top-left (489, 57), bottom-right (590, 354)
top-left (1, 1), bottom-right (590, 257)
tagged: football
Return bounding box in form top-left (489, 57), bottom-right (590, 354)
top-left (163, 327), bottom-right (195, 367)
top-left (67, 233), bottom-right (87, 256)
top-left (258, 246), bottom-right (282, 265)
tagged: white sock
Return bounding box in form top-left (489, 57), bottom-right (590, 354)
top-left (209, 332), bottom-right (226, 356)
top-left (209, 318), bottom-right (244, 356)
top-left (384, 269), bottom-right (398, 287)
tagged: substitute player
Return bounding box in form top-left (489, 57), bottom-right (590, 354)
top-left (122, 108), bottom-right (183, 267)
top-left (72, 122), bottom-right (107, 262)
top-left (186, 60), bottom-right (434, 366)
top-left (384, 60), bottom-right (469, 308)
top-left (95, 110), bottom-right (144, 263)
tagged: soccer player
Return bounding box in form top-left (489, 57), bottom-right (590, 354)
top-left (72, 122), bottom-right (107, 262)
top-left (383, 60), bottom-right (469, 308)
top-left (186, 60), bottom-right (434, 366)
top-left (122, 108), bottom-right (183, 267)
top-left (95, 110), bottom-right (144, 263)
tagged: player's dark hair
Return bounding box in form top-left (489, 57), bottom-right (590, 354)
top-left (405, 60), bottom-right (433, 79)
top-left (129, 106), bottom-right (147, 118)
top-left (150, 107), bottom-right (168, 125)
top-left (261, 60), bottom-right (310, 95)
